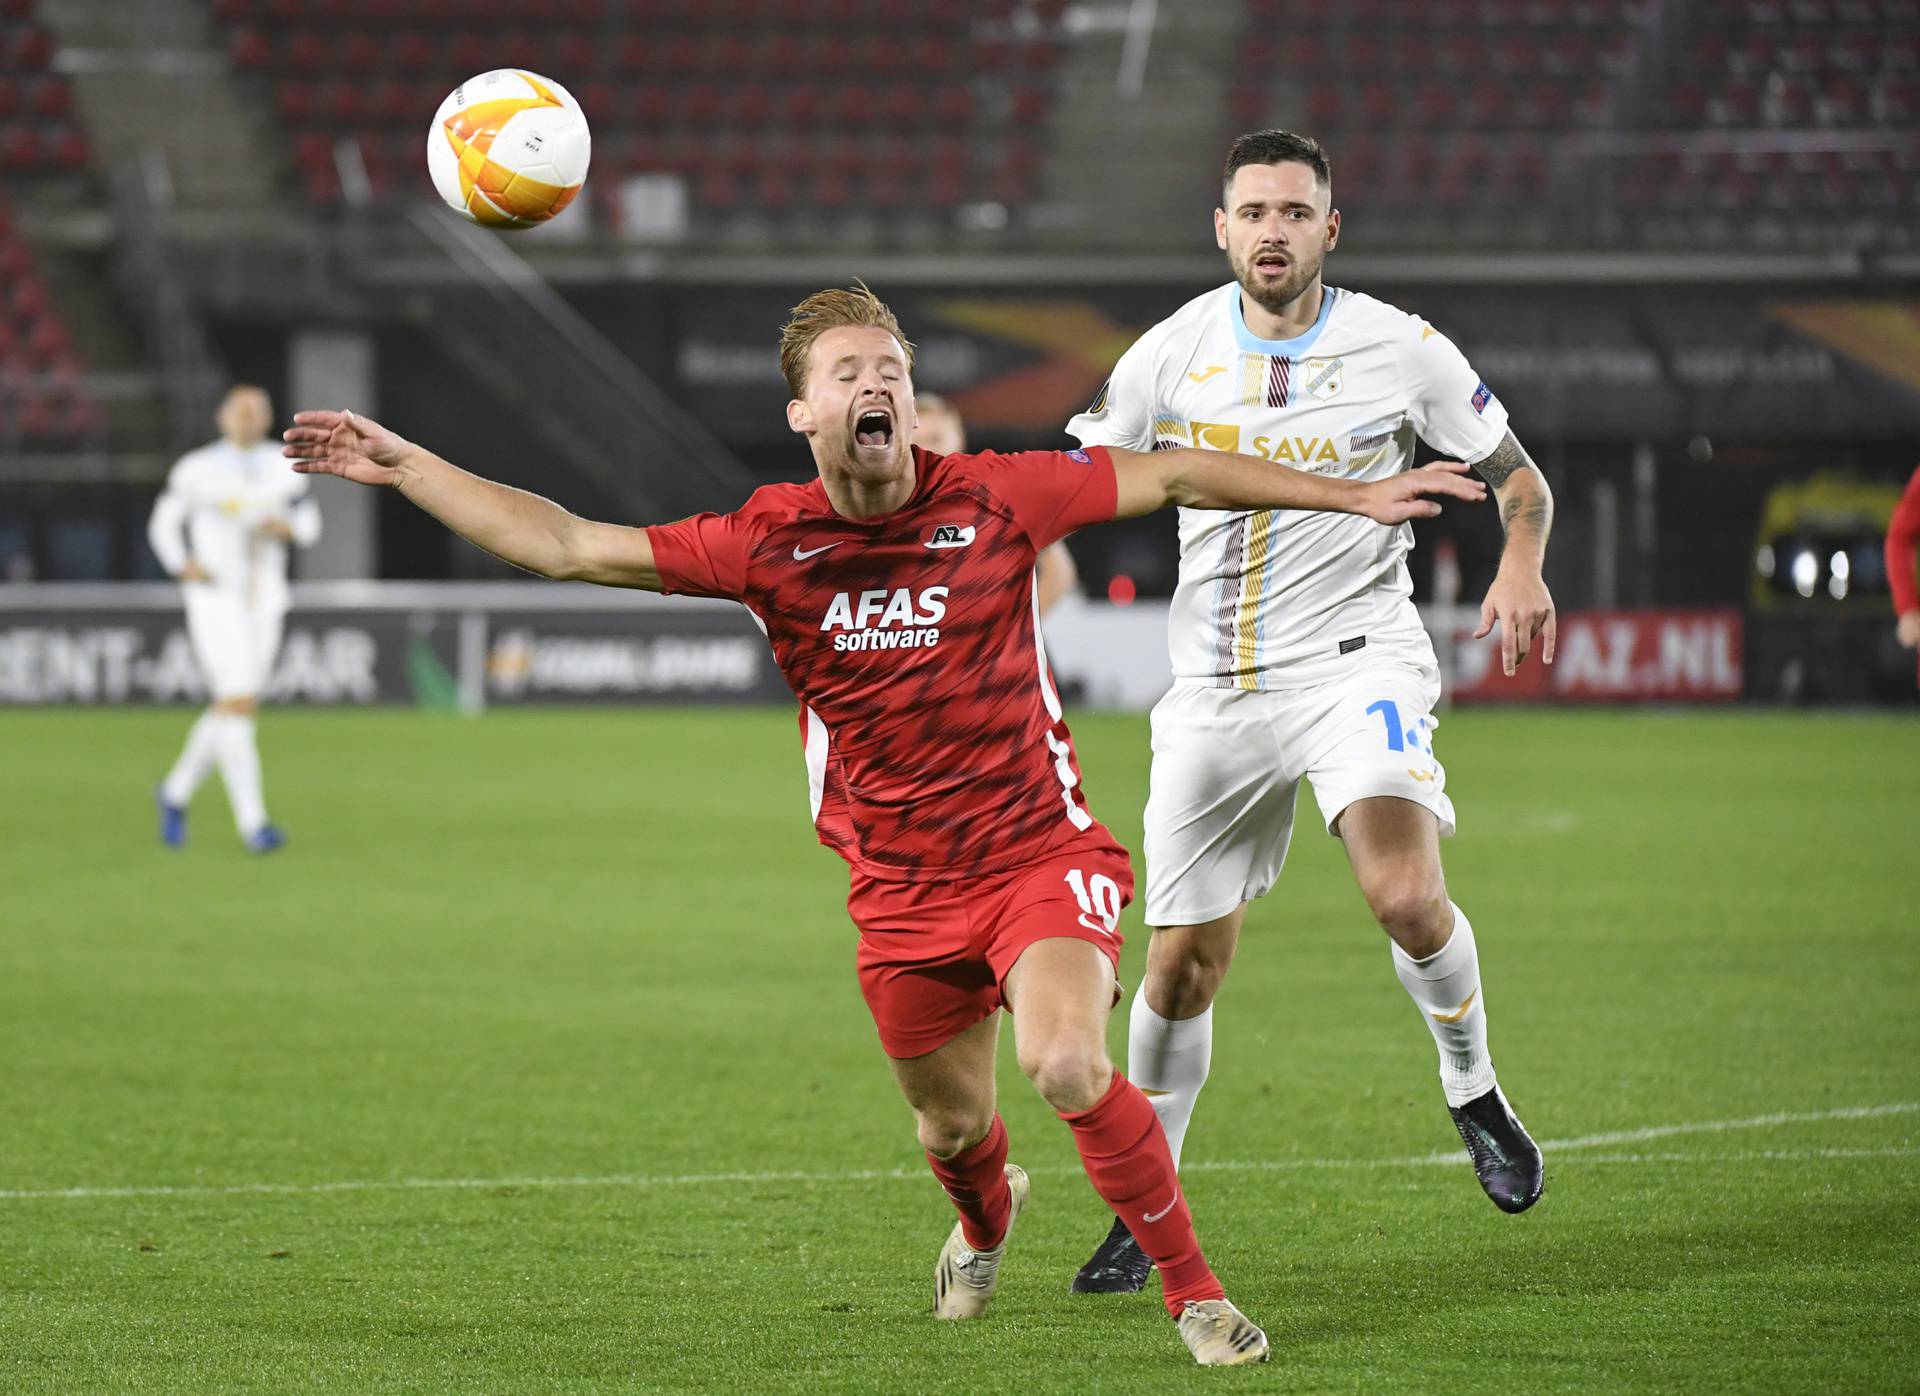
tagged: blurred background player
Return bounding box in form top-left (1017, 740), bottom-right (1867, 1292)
top-left (1886, 463), bottom-right (1920, 687)
top-left (1066, 131), bottom-right (1554, 1293)
top-left (148, 384), bottom-right (320, 853)
top-left (914, 393), bottom-right (1080, 615)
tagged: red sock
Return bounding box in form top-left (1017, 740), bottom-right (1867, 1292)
top-left (926, 1114), bottom-right (1013, 1251)
top-left (1061, 1072), bottom-right (1224, 1316)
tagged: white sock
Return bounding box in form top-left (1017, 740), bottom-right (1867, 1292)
top-left (160, 710), bottom-right (221, 806)
top-left (1127, 991), bottom-right (1212, 1171)
top-left (1391, 902), bottom-right (1496, 1107)
top-left (211, 713), bottom-right (269, 838)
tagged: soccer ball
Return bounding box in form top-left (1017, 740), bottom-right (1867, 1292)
top-left (426, 70), bottom-right (590, 229)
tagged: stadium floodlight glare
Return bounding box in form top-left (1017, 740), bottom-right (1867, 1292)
top-left (1792, 549), bottom-right (1819, 598)
top-left (1829, 550), bottom-right (1850, 600)
top-left (1756, 544), bottom-right (1775, 578)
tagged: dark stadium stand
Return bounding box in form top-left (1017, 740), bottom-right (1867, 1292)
top-left (0, 0), bottom-right (88, 174)
top-left (0, 198), bottom-right (102, 444)
top-left (1231, 0), bottom-right (1915, 247)
top-left (0, 0), bottom-right (98, 445)
top-left (215, 0), bottom-right (1062, 219)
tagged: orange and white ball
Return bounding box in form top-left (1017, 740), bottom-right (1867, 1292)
top-left (426, 69), bottom-right (590, 229)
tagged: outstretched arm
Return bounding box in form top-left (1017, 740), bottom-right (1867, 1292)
top-left (1470, 430), bottom-right (1556, 676)
top-left (1109, 447), bottom-right (1486, 524)
top-left (283, 410), bottom-right (663, 590)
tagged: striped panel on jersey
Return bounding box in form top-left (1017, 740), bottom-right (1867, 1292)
top-left (1217, 353), bottom-right (1289, 686)
top-left (1237, 354), bottom-right (1291, 408)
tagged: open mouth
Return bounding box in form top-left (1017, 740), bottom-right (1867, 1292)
top-left (855, 409), bottom-right (894, 448)
top-left (1254, 252), bottom-right (1290, 275)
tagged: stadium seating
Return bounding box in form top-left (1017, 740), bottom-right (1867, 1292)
top-left (213, 0), bottom-right (1063, 223)
top-left (0, 4), bottom-right (100, 443)
top-left (1233, 3), bottom-right (1633, 231)
top-left (0, 0), bottom-right (88, 174)
top-left (1230, 0), bottom-right (1915, 247)
top-left (0, 197), bottom-right (103, 445)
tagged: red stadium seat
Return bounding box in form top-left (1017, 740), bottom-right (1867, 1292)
top-left (11, 25), bottom-right (52, 70)
top-left (0, 125), bottom-right (38, 170)
top-left (229, 27), bottom-right (272, 70)
top-left (1358, 81), bottom-right (1399, 127)
top-left (339, 30), bottom-right (380, 71)
top-left (933, 83), bottom-right (974, 126)
top-left (277, 82), bottom-right (316, 124)
top-left (1306, 81), bottom-right (1341, 127)
top-left (1413, 81), bottom-right (1456, 127)
top-left (284, 30), bottom-right (330, 69)
top-left (47, 125), bottom-right (89, 170)
top-left (1010, 85), bottom-right (1049, 124)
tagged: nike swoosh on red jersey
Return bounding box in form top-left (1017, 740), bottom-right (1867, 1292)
top-left (792, 542), bottom-right (844, 561)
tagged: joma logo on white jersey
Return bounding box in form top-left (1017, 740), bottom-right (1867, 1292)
top-left (820, 586), bottom-right (949, 653)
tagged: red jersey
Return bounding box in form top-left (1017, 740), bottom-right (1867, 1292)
top-left (1886, 464), bottom-right (1920, 619)
top-left (647, 445), bottom-right (1120, 882)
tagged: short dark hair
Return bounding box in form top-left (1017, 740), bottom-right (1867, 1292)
top-left (1222, 130), bottom-right (1332, 205)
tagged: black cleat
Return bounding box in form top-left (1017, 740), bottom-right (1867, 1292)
top-left (1449, 1084), bottom-right (1544, 1214)
top-left (1071, 1214), bottom-right (1155, 1294)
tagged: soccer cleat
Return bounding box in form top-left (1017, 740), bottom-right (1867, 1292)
top-left (931, 1163), bottom-right (1028, 1320)
top-left (1071, 1214), bottom-right (1155, 1294)
top-left (1176, 1298), bottom-right (1270, 1366)
top-left (156, 791), bottom-right (187, 849)
top-left (244, 824), bottom-right (288, 855)
top-left (1449, 1084), bottom-right (1544, 1214)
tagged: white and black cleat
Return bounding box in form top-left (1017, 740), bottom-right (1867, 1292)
top-left (1177, 1298), bottom-right (1270, 1366)
top-left (1070, 1214), bottom-right (1155, 1295)
top-left (1449, 1084), bottom-right (1544, 1213)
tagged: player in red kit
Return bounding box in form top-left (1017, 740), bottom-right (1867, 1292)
top-left (1887, 464), bottom-right (1920, 687)
top-left (283, 284), bottom-right (1483, 1366)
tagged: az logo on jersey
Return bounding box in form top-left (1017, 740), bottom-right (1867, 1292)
top-left (924, 525), bottom-right (976, 550)
top-left (1304, 357), bottom-right (1344, 401)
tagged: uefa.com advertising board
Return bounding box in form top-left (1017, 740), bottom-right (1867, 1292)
top-left (0, 585), bottom-right (1742, 708)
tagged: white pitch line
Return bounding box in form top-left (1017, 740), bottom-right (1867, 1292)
top-left (1533, 1101), bottom-right (1920, 1153)
top-left (1, 1103), bottom-right (1911, 1204)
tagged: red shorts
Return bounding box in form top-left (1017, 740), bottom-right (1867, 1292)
top-left (851, 837), bottom-right (1136, 1059)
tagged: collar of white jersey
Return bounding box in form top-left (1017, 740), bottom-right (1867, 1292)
top-left (1227, 282), bottom-right (1340, 357)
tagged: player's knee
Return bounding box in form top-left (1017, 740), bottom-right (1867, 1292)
top-left (1017, 1036), bottom-right (1112, 1114)
top-left (1364, 877), bottom-right (1450, 950)
top-left (917, 1105), bottom-right (996, 1160)
top-left (1144, 948), bottom-right (1226, 1019)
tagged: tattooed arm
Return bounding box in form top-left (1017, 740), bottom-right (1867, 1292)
top-left (1470, 430), bottom-right (1557, 676)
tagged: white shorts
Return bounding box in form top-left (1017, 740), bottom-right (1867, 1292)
top-left (1141, 660), bottom-right (1455, 927)
top-left (185, 592), bottom-right (286, 701)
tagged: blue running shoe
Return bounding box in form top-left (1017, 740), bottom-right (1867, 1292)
top-left (245, 824), bottom-right (288, 855)
top-left (156, 791), bottom-right (187, 849)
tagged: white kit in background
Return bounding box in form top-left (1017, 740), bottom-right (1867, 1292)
top-left (148, 434), bottom-right (321, 848)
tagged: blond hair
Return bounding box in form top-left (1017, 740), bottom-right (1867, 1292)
top-left (778, 281), bottom-right (914, 398)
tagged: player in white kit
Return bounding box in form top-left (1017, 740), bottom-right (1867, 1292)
top-left (148, 385), bottom-right (321, 852)
top-left (1066, 132), bottom-right (1558, 1292)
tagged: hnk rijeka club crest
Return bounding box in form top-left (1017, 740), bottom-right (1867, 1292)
top-left (1304, 357), bottom-right (1345, 401)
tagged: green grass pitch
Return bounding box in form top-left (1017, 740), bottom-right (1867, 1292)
top-left (2, 706), bottom-right (1916, 1393)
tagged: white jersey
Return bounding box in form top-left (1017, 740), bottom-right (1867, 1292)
top-left (147, 440), bottom-right (320, 610)
top-left (1069, 283), bottom-right (1508, 689)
